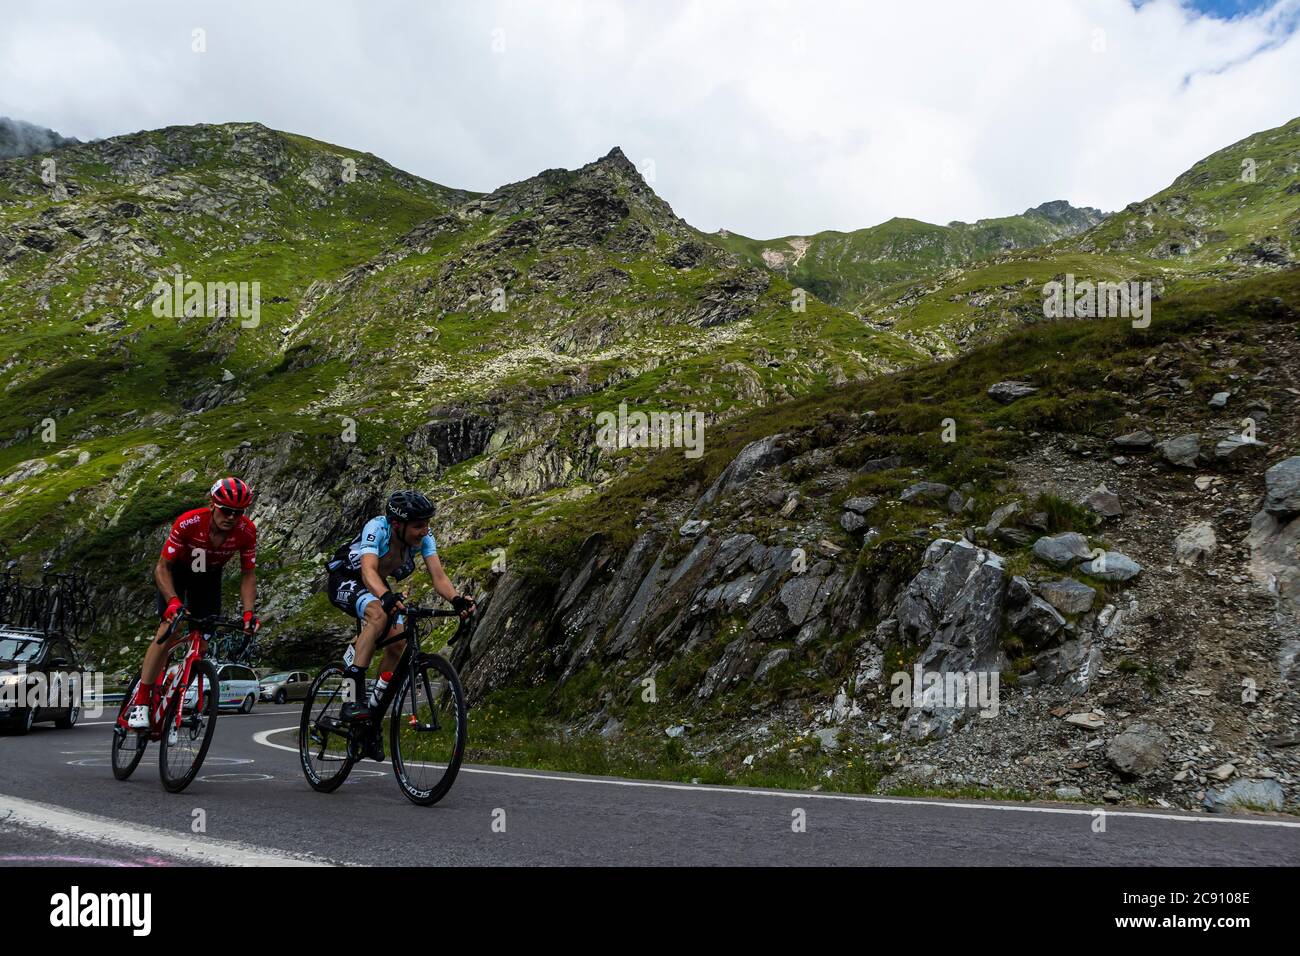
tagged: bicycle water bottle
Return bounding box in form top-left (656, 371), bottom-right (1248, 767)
top-left (368, 671), bottom-right (393, 709)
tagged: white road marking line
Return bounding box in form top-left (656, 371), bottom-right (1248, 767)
top-left (0, 792), bottom-right (337, 867)
top-left (75, 710), bottom-right (295, 727)
top-left (253, 724), bottom-right (1300, 829)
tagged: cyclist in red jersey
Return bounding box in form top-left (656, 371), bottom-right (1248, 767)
top-left (126, 477), bottom-right (260, 729)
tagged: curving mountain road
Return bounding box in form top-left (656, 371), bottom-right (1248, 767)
top-left (1, 705), bottom-right (1298, 867)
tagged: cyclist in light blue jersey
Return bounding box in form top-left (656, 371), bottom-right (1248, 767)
top-left (326, 490), bottom-right (474, 726)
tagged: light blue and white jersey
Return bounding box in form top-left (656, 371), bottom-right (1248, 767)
top-left (339, 515), bottom-right (436, 581)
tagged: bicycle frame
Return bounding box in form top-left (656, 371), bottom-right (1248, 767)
top-left (117, 613), bottom-right (247, 739)
top-left (322, 605), bottom-right (467, 747)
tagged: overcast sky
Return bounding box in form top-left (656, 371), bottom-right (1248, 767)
top-left (3, 0), bottom-right (1299, 237)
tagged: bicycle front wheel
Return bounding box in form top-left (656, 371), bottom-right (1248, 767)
top-left (299, 664), bottom-right (356, 792)
top-left (110, 674), bottom-right (147, 780)
top-left (390, 654), bottom-right (467, 806)
top-left (158, 660), bottom-right (218, 793)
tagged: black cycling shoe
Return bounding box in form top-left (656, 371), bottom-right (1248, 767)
top-left (341, 702), bottom-right (373, 723)
top-left (365, 730), bottom-right (385, 762)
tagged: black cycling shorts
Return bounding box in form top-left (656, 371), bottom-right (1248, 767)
top-left (327, 566), bottom-right (372, 619)
top-left (157, 563), bottom-right (223, 621)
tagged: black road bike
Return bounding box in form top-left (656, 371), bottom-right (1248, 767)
top-left (299, 602), bottom-right (471, 806)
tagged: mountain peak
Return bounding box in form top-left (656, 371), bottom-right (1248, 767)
top-left (1023, 199), bottom-right (1107, 226)
top-left (590, 145), bottom-right (643, 180)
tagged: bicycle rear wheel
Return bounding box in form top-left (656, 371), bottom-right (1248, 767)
top-left (158, 660), bottom-right (218, 793)
top-left (390, 653), bottom-right (467, 806)
top-left (299, 664), bottom-right (356, 792)
top-left (110, 674), bottom-right (148, 780)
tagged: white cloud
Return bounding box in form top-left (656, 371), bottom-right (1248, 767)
top-left (1, 0), bottom-right (1298, 237)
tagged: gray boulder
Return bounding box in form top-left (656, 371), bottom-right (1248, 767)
top-left (1214, 435), bottom-right (1266, 463)
top-left (1204, 778), bottom-right (1285, 813)
top-left (901, 481), bottom-right (953, 506)
top-left (1174, 522), bottom-right (1217, 566)
top-left (1157, 433), bottom-right (1201, 468)
top-left (843, 496), bottom-right (880, 515)
top-left (1263, 456), bottom-right (1300, 519)
top-left (984, 501), bottom-right (1021, 535)
top-left (1106, 722), bottom-right (1169, 778)
top-left (1082, 483), bottom-right (1122, 519)
top-left (1247, 508), bottom-right (1300, 617)
top-left (840, 511), bottom-right (868, 533)
top-left (1113, 430), bottom-right (1155, 450)
top-left (1039, 577), bottom-right (1096, 615)
top-left (988, 381), bottom-right (1038, 404)
top-left (1080, 551), bottom-right (1142, 582)
top-left (1032, 532), bottom-right (1092, 569)
top-left (859, 455), bottom-right (902, 474)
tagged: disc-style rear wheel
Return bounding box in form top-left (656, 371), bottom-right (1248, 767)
top-left (158, 660), bottom-right (218, 793)
top-left (111, 674), bottom-right (147, 780)
top-left (299, 665), bottom-right (356, 793)
top-left (390, 654), bottom-right (467, 806)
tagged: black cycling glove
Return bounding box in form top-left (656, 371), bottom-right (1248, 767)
top-left (380, 591), bottom-right (403, 613)
top-left (451, 594), bottom-right (474, 615)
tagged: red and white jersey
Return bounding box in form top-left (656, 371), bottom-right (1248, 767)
top-left (161, 508), bottom-right (257, 571)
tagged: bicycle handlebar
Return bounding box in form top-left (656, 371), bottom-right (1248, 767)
top-left (372, 598), bottom-right (481, 647)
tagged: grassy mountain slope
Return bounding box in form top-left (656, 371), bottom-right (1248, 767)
top-left (867, 116), bottom-right (1300, 356)
top-left (0, 123), bottom-right (924, 673)
top-left (714, 200), bottom-right (1106, 313)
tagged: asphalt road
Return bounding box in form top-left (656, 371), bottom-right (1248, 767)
top-left (1, 704), bottom-right (1298, 866)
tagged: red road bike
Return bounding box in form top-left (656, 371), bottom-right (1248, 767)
top-left (110, 612), bottom-right (253, 793)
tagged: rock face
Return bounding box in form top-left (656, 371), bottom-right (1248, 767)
top-left (1247, 505), bottom-right (1300, 616)
top-left (1107, 722), bottom-right (1170, 778)
top-left (694, 434), bottom-right (790, 512)
top-left (1263, 457), bottom-right (1300, 519)
top-left (895, 539), bottom-right (1009, 740)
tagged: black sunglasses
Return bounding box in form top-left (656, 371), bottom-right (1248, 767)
top-left (216, 506), bottom-right (245, 517)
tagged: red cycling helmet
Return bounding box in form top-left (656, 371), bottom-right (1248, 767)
top-left (210, 476), bottom-right (253, 510)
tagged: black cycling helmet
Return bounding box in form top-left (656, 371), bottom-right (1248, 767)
top-left (386, 489), bottom-right (435, 523)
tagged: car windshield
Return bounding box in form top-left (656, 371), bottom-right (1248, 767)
top-left (0, 634), bottom-right (45, 664)
top-left (261, 672), bottom-right (289, 683)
